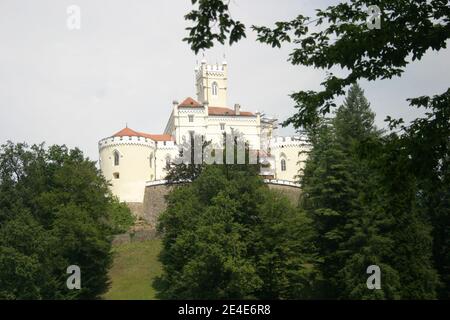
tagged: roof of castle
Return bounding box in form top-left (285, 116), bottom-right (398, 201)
top-left (178, 97), bottom-right (254, 117)
top-left (178, 97), bottom-right (202, 108)
top-left (208, 106), bottom-right (254, 117)
top-left (112, 127), bottom-right (173, 141)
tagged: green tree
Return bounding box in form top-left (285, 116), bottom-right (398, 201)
top-left (301, 85), bottom-right (406, 299)
top-left (400, 91), bottom-right (450, 298)
top-left (373, 135), bottom-right (439, 299)
top-left (155, 163), bottom-right (316, 299)
top-left (301, 124), bottom-right (357, 298)
top-left (251, 190), bottom-right (317, 299)
top-left (0, 142), bottom-right (134, 299)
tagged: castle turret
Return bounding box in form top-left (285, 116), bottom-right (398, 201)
top-left (98, 127), bottom-right (175, 204)
top-left (195, 59), bottom-right (228, 107)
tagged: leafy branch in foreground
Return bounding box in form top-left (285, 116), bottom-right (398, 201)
top-left (183, 0), bottom-right (450, 128)
top-left (183, 0), bottom-right (246, 54)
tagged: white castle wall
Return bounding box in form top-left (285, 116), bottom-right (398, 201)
top-left (154, 141), bottom-right (178, 180)
top-left (271, 135), bottom-right (311, 182)
top-left (174, 107), bottom-right (208, 144)
top-left (98, 136), bottom-right (157, 203)
top-left (169, 106), bottom-right (262, 151)
top-left (205, 114), bottom-right (261, 150)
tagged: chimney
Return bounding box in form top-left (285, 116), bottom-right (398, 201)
top-left (234, 103), bottom-right (241, 115)
top-left (172, 100), bottom-right (179, 113)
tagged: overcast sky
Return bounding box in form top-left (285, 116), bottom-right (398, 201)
top-left (1, 0), bottom-right (449, 160)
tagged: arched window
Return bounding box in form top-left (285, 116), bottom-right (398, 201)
top-left (114, 151), bottom-right (120, 166)
top-left (281, 159), bottom-right (286, 171)
top-left (212, 82), bottom-right (218, 96)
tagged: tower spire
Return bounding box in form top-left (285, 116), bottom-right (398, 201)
top-left (201, 52), bottom-right (206, 64)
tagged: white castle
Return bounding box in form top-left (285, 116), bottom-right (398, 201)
top-left (98, 59), bottom-right (310, 204)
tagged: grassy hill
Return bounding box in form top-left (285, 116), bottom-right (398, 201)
top-left (104, 239), bottom-right (162, 300)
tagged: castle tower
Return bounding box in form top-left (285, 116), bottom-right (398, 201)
top-left (195, 58), bottom-right (228, 107)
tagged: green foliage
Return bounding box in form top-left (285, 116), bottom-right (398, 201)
top-left (107, 201), bottom-right (136, 234)
top-left (401, 89), bottom-right (450, 298)
top-left (183, 0), bottom-right (246, 54)
top-left (0, 142), bottom-right (134, 299)
top-left (301, 84), bottom-right (439, 299)
top-left (251, 190), bottom-right (317, 299)
top-left (155, 164), bottom-right (316, 299)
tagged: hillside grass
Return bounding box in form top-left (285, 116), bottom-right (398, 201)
top-left (104, 239), bottom-right (162, 300)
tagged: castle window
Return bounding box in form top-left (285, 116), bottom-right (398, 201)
top-left (113, 151), bottom-right (120, 166)
top-left (212, 82), bottom-right (218, 96)
top-left (113, 172), bottom-right (120, 179)
top-left (149, 153), bottom-right (153, 168)
top-left (281, 159), bottom-right (286, 171)
top-left (220, 123), bottom-right (225, 131)
top-left (189, 115), bottom-right (194, 122)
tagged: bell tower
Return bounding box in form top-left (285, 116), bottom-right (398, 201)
top-left (195, 58), bottom-right (228, 107)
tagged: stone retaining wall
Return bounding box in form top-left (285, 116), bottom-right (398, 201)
top-left (125, 182), bottom-right (301, 234)
top-left (266, 183), bottom-right (301, 206)
top-left (112, 229), bottom-right (159, 246)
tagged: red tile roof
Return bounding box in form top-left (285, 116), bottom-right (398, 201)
top-left (208, 106), bottom-right (254, 117)
top-left (177, 97), bottom-right (254, 116)
top-left (148, 134), bottom-right (174, 141)
top-left (178, 97), bottom-right (202, 107)
top-left (112, 127), bottom-right (173, 141)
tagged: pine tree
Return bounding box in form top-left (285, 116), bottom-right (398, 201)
top-left (301, 84), bottom-right (402, 299)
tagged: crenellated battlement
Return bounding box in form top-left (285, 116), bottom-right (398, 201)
top-left (270, 135), bottom-right (311, 149)
top-left (98, 135), bottom-right (157, 151)
top-left (195, 60), bottom-right (227, 78)
top-left (155, 140), bottom-right (177, 149)
top-left (205, 64), bottom-right (226, 72)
